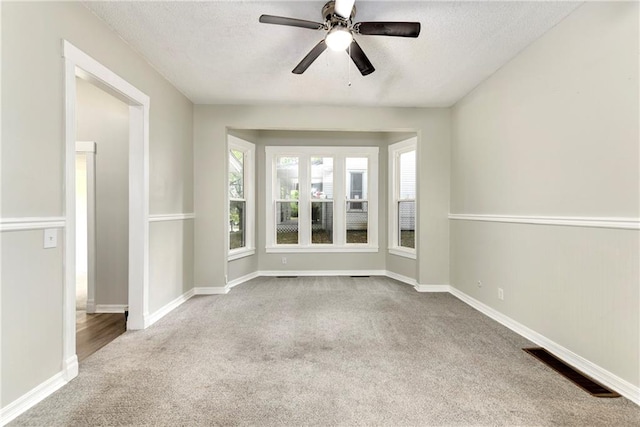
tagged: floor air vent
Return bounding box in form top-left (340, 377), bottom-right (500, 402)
top-left (276, 276), bottom-right (298, 279)
top-left (523, 347), bottom-right (620, 398)
top-left (351, 275), bottom-right (370, 278)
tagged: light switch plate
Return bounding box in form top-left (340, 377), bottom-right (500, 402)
top-left (44, 228), bottom-right (58, 249)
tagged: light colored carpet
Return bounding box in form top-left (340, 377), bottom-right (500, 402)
top-left (11, 276), bottom-right (640, 426)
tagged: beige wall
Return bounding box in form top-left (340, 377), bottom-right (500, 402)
top-left (1, 1), bottom-right (194, 407)
top-left (1, 231), bottom-right (64, 407)
top-left (195, 106), bottom-right (450, 287)
top-left (450, 1), bottom-right (639, 388)
top-left (76, 78), bottom-right (129, 306)
top-left (149, 220), bottom-right (195, 314)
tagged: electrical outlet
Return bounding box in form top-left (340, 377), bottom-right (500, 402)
top-left (281, 257), bottom-right (287, 265)
top-left (477, 280), bottom-right (482, 288)
top-left (498, 288), bottom-right (504, 300)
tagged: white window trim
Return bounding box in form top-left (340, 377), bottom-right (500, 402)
top-left (389, 137), bottom-right (417, 259)
top-left (228, 135), bottom-right (255, 260)
top-left (265, 146), bottom-right (379, 253)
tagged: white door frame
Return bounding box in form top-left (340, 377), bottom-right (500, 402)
top-left (63, 40), bottom-right (150, 381)
top-left (76, 141), bottom-right (97, 313)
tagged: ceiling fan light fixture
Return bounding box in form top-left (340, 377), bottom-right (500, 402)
top-left (325, 27), bottom-right (353, 51)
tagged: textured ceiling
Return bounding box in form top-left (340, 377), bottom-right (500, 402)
top-left (84, 1), bottom-right (582, 107)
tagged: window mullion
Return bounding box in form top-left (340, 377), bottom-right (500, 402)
top-left (368, 154), bottom-right (378, 247)
top-left (298, 154), bottom-right (310, 246)
top-left (265, 148), bottom-right (275, 248)
top-left (395, 153), bottom-right (401, 248)
top-left (334, 156), bottom-right (346, 246)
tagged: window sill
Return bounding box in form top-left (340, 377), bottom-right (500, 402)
top-left (266, 246), bottom-right (379, 254)
top-left (388, 247), bottom-right (417, 259)
top-left (228, 248), bottom-right (256, 261)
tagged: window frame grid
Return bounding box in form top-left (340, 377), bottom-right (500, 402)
top-left (266, 146), bottom-right (378, 253)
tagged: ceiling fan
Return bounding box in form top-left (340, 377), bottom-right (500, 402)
top-left (259, 0), bottom-right (420, 76)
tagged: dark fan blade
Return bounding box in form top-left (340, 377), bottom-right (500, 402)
top-left (347, 39), bottom-right (375, 76)
top-left (356, 22), bottom-right (421, 38)
top-left (259, 15), bottom-right (324, 30)
top-left (292, 40), bottom-right (328, 74)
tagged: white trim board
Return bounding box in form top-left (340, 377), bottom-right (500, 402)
top-left (383, 271), bottom-right (448, 292)
top-left (95, 304), bottom-right (128, 314)
top-left (86, 299), bottom-right (96, 314)
top-left (148, 213), bottom-right (195, 222)
top-left (145, 289), bottom-right (195, 328)
top-left (414, 284), bottom-right (450, 292)
top-left (194, 286), bottom-right (229, 295)
top-left (227, 271), bottom-right (260, 289)
top-left (1, 217), bottom-right (66, 232)
top-left (449, 214), bottom-right (640, 230)
top-left (385, 270), bottom-right (417, 287)
top-left (448, 286), bottom-right (640, 406)
top-left (259, 270), bottom-right (388, 277)
top-left (0, 371), bottom-right (67, 426)
top-left (76, 140), bottom-right (96, 153)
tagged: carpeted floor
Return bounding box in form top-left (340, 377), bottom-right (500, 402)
top-left (11, 276), bottom-right (640, 426)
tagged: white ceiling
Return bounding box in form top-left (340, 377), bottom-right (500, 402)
top-left (84, 1), bottom-right (582, 107)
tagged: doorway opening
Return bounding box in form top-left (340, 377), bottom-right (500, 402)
top-left (75, 135), bottom-right (127, 361)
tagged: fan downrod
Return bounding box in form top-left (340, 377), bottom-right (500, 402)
top-left (322, 1), bottom-right (356, 24)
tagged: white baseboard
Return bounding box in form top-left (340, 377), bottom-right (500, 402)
top-left (144, 289), bottom-right (195, 328)
top-left (95, 304), bottom-right (128, 314)
top-left (63, 355), bottom-right (78, 381)
top-left (415, 284), bottom-right (450, 292)
top-left (448, 285), bottom-right (640, 406)
top-left (228, 271), bottom-right (260, 289)
top-left (0, 371), bottom-right (67, 426)
top-left (384, 270), bottom-right (417, 287)
top-left (194, 286), bottom-right (229, 295)
top-left (382, 271), bottom-right (450, 293)
top-left (259, 269), bottom-right (387, 277)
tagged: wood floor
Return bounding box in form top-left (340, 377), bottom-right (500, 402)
top-left (76, 311), bottom-right (126, 362)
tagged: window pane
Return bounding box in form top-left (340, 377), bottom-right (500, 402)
top-left (277, 156), bottom-right (299, 200)
top-left (229, 200), bottom-right (245, 250)
top-left (311, 201), bottom-right (333, 244)
top-left (346, 200), bottom-right (368, 244)
top-left (398, 201), bottom-right (415, 249)
top-left (399, 150), bottom-right (416, 199)
top-left (346, 157), bottom-right (368, 201)
top-left (276, 201), bottom-right (298, 244)
top-left (310, 157), bottom-right (333, 199)
top-left (229, 149), bottom-right (244, 198)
